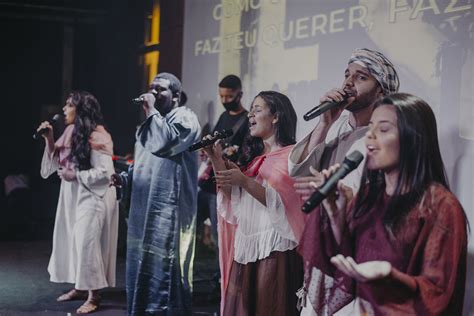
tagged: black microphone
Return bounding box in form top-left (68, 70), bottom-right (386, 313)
top-left (303, 93), bottom-right (354, 121)
top-left (33, 114), bottom-right (61, 140)
top-left (301, 150), bottom-right (364, 213)
top-left (188, 129), bottom-right (234, 152)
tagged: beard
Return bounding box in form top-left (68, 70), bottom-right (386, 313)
top-left (346, 87), bottom-right (382, 113)
top-left (346, 99), bottom-right (370, 112)
top-left (155, 98), bottom-right (174, 115)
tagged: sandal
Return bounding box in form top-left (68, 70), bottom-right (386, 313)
top-left (76, 295), bottom-right (101, 314)
top-left (56, 289), bottom-right (88, 302)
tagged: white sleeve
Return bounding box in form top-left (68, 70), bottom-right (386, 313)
top-left (264, 184), bottom-right (297, 242)
top-left (40, 148), bottom-right (59, 179)
top-left (76, 150), bottom-right (114, 198)
top-left (288, 132), bottom-right (326, 177)
top-left (216, 186), bottom-right (240, 225)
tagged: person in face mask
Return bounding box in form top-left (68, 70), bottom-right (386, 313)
top-left (196, 75), bottom-right (249, 285)
top-left (215, 74), bottom-right (248, 150)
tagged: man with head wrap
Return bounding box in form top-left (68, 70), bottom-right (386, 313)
top-left (289, 48), bottom-right (399, 197)
top-left (288, 48), bottom-right (399, 315)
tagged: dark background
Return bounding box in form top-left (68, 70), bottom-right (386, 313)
top-left (0, 0), bottom-right (185, 240)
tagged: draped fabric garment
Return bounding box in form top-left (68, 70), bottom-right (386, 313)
top-left (42, 124), bottom-right (118, 290)
top-left (288, 116), bottom-right (368, 315)
top-left (217, 145), bottom-right (307, 314)
top-left (124, 107), bottom-right (201, 316)
top-left (288, 116), bottom-right (367, 192)
top-left (297, 183), bottom-right (468, 315)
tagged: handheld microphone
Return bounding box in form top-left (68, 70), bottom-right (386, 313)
top-left (301, 150), bottom-right (364, 213)
top-left (33, 114), bottom-right (61, 140)
top-left (188, 129), bottom-right (234, 152)
top-left (303, 93), bottom-right (354, 121)
top-left (132, 97), bottom-right (145, 105)
top-left (132, 90), bottom-right (158, 105)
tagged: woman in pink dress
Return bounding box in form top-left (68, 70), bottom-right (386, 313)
top-left (204, 91), bottom-right (307, 315)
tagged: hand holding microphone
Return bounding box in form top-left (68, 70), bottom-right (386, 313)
top-left (188, 129), bottom-right (234, 152)
top-left (132, 89), bottom-right (158, 105)
top-left (57, 167), bottom-right (76, 182)
top-left (132, 96), bottom-right (146, 105)
top-left (301, 150), bottom-right (363, 213)
top-left (34, 114), bottom-right (61, 140)
top-left (304, 89), bottom-right (356, 121)
top-left (132, 90), bottom-right (160, 117)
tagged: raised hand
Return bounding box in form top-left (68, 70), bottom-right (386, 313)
top-left (36, 121), bottom-right (54, 141)
top-left (294, 166), bottom-right (325, 201)
top-left (140, 89), bottom-right (158, 115)
top-left (307, 163), bottom-right (353, 244)
top-left (318, 88), bottom-right (355, 126)
top-left (330, 255), bottom-right (391, 282)
top-left (222, 144), bottom-right (239, 160)
top-left (215, 161), bottom-right (246, 188)
top-left (201, 133), bottom-right (224, 161)
top-left (224, 160), bottom-right (240, 170)
top-left (317, 164), bottom-right (353, 220)
top-left (198, 149), bottom-right (208, 162)
top-left (57, 167), bottom-right (76, 182)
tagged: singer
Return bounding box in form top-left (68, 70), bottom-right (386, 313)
top-left (298, 93), bottom-right (468, 315)
top-left (196, 74), bottom-right (250, 279)
top-left (203, 91), bottom-right (306, 315)
top-left (110, 72), bottom-right (201, 315)
top-left (289, 48), bottom-right (400, 315)
top-left (38, 91), bottom-right (118, 314)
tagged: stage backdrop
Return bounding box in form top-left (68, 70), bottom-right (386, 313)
top-left (182, 0), bottom-right (473, 312)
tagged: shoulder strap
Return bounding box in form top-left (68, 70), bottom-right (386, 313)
top-left (227, 112), bottom-right (247, 143)
top-left (232, 113), bottom-right (247, 133)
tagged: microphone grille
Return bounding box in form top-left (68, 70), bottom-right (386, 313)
top-left (344, 150), bottom-right (364, 169)
top-left (52, 114), bottom-right (61, 122)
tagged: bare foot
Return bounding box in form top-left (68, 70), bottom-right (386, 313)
top-left (56, 289), bottom-right (88, 302)
top-left (76, 296), bottom-right (100, 314)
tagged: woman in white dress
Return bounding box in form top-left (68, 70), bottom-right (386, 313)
top-left (37, 91), bottom-right (118, 314)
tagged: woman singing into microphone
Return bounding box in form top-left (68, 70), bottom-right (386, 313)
top-left (298, 93), bottom-right (468, 315)
top-left (204, 91), bottom-right (307, 315)
top-left (37, 91), bottom-right (118, 314)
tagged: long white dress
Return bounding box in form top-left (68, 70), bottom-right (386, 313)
top-left (41, 147), bottom-right (118, 290)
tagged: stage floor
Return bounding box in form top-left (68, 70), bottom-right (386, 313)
top-left (0, 240), bottom-right (220, 315)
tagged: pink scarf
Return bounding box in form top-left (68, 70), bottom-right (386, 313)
top-left (218, 145), bottom-right (307, 313)
top-left (54, 124), bottom-right (113, 169)
top-left (244, 145), bottom-right (307, 240)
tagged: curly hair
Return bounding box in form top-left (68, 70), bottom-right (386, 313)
top-left (68, 91), bottom-right (104, 170)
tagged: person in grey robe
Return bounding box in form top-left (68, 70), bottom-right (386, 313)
top-left (112, 72), bottom-right (201, 315)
